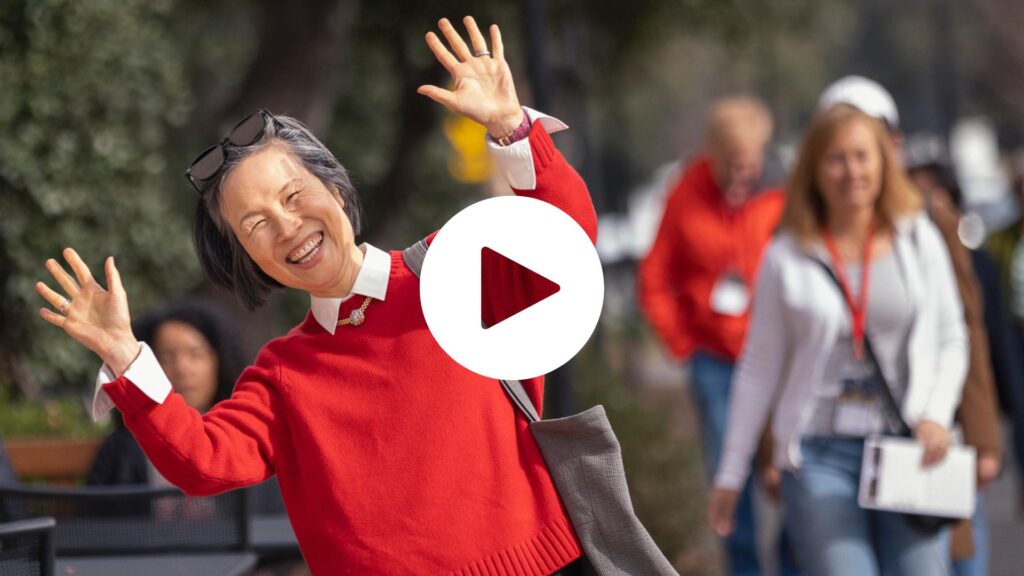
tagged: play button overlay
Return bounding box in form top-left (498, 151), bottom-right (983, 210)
top-left (420, 196), bottom-right (604, 381)
top-left (480, 247), bottom-right (560, 327)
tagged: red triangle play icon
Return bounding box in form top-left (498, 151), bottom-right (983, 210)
top-left (481, 247), bottom-right (560, 328)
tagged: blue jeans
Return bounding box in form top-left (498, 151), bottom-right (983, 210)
top-left (782, 436), bottom-right (949, 576)
top-left (942, 492), bottom-right (987, 576)
top-left (691, 352), bottom-right (761, 576)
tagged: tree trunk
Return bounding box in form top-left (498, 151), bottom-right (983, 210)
top-left (365, 32), bottom-right (447, 243)
top-left (221, 0), bottom-right (360, 133)
top-left (0, 228), bottom-right (40, 400)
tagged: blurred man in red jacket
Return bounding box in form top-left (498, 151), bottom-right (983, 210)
top-left (639, 96), bottom-right (786, 576)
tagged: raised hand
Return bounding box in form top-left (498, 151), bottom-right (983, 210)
top-left (35, 248), bottom-right (140, 375)
top-left (418, 16), bottom-right (524, 139)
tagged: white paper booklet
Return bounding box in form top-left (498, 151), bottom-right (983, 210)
top-left (858, 436), bottom-right (976, 519)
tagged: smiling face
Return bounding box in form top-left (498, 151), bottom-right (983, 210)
top-left (218, 143), bottom-right (362, 297)
top-left (816, 118), bottom-right (884, 216)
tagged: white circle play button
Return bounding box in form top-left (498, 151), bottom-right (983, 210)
top-left (420, 196), bottom-right (604, 381)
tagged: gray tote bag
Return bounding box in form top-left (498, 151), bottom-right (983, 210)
top-left (404, 240), bottom-right (678, 576)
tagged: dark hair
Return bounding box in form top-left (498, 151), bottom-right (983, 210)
top-left (192, 113), bottom-right (363, 310)
top-left (132, 300), bottom-right (249, 408)
top-left (908, 161), bottom-right (963, 209)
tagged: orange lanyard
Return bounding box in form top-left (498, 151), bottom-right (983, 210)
top-left (823, 227), bottom-right (875, 360)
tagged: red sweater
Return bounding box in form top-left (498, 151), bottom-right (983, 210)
top-left (103, 125), bottom-right (596, 575)
top-left (638, 157), bottom-right (784, 361)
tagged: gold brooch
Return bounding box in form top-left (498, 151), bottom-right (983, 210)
top-left (337, 296), bottom-right (373, 327)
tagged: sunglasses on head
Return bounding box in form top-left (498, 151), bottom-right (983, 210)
top-left (185, 109), bottom-right (273, 194)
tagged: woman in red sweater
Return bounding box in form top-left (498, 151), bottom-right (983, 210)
top-left (34, 17), bottom-right (595, 576)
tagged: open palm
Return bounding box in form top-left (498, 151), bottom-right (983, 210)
top-left (418, 17), bottom-right (523, 138)
top-left (36, 248), bottom-right (138, 373)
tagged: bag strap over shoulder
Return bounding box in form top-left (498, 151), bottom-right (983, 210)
top-left (402, 238), bottom-right (429, 278)
top-left (403, 239), bottom-right (541, 423)
top-left (812, 257), bottom-right (913, 437)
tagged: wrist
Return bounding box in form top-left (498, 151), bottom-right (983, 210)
top-left (486, 109), bottom-right (527, 142)
top-left (103, 336), bottom-right (141, 377)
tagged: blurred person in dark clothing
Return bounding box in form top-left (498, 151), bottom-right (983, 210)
top-left (984, 172), bottom-right (1024, 503)
top-left (910, 161), bottom-right (1010, 576)
top-left (86, 300), bottom-right (284, 513)
top-left (86, 300), bottom-right (290, 576)
top-left (87, 300), bottom-right (244, 486)
top-left (639, 96), bottom-right (790, 576)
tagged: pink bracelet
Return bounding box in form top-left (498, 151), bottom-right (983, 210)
top-left (495, 111), bottom-right (531, 146)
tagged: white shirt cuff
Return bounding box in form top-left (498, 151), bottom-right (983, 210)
top-left (92, 342), bottom-right (173, 422)
top-left (486, 107), bottom-right (568, 190)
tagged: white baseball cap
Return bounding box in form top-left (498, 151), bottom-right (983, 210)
top-left (818, 75), bottom-right (899, 130)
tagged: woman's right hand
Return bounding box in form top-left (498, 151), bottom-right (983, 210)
top-left (35, 248), bottom-right (140, 376)
top-left (914, 419), bottom-right (951, 468)
top-left (707, 487), bottom-right (741, 537)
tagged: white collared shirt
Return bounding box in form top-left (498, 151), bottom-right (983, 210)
top-left (91, 108), bottom-right (568, 422)
top-left (310, 243), bottom-right (391, 335)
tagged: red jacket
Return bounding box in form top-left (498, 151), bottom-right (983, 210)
top-left (638, 156), bottom-right (784, 361)
top-left (103, 125), bottom-right (593, 575)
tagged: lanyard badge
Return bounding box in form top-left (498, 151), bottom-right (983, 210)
top-left (710, 271), bottom-right (750, 316)
top-left (824, 227), bottom-right (882, 436)
top-left (834, 364), bottom-right (883, 436)
top-left (823, 228), bottom-right (874, 361)
top-left (710, 205), bottom-right (752, 317)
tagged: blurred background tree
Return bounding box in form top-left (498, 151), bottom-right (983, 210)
top-left (0, 0), bottom-right (196, 400)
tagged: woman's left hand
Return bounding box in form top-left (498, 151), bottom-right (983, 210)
top-left (914, 420), bottom-right (951, 468)
top-left (977, 450), bottom-right (1002, 488)
top-left (418, 16), bottom-right (524, 139)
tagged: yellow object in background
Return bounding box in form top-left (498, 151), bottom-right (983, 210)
top-left (444, 115), bottom-right (494, 183)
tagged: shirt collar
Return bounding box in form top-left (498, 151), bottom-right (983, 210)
top-left (310, 243), bottom-right (390, 334)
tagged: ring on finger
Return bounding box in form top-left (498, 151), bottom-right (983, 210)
top-left (474, 50), bottom-right (491, 57)
top-left (59, 299), bottom-right (70, 315)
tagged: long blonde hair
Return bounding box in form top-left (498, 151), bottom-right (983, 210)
top-left (780, 104), bottom-right (921, 242)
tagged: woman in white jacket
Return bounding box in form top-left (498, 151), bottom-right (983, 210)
top-left (708, 104), bottom-right (967, 576)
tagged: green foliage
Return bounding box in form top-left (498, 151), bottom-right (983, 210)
top-left (0, 0), bottom-right (200, 397)
top-left (0, 390), bottom-right (107, 439)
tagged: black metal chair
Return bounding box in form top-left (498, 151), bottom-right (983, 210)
top-left (0, 517), bottom-right (56, 576)
top-left (0, 485), bottom-right (247, 557)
